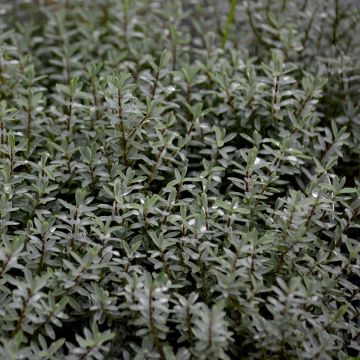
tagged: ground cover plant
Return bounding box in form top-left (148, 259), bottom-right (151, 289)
top-left (0, 0), bottom-right (360, 359)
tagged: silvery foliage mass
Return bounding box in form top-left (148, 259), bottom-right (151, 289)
top-left (0, 0), bottom-right (359, 359)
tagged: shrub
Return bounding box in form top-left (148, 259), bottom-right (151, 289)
top-left (0, 1), bottom-right (359, 359)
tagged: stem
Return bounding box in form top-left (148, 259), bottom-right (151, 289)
top-left (279, 335), bottom-right (286, 359)
top-left (172, 42), bottom-right (177, 71)
top-left (295, 93), bottom-right (311, 118)
top-left (332, 0), bottom-right (340, 46)
top-left (148, 287), bottom-right (165, 360)
top-left (304, 203), bottom-right (317, 229)
top-left (80, 342), bottom-right (100, 360)
top-left (102, 144), bottom-right (113, 178)
top-left (66, 154), bottom-right (72, 178)
top-left (160, 251), bottom-right (173, 280)
top-left (37, 233), bottom-right (46, 273)
top-left (221, 0), bottom-right (237, 48)
top-left (272, 75), bottom-right (280, 120)
top-left (225, 88), bottom-right (241, 131)
top-left (27, 109), bottom-right (32, 142)
top-left (0, 255), bottom-right (12, 277)
top-left (128, 112), bottom-right (150, 140)
top-left (67, 95), bottom-right (73, 133)
top-left (265, 0), bottom-right (271, 22)
top-left (89, 162), bottom-right (96, 190)
top-left (64, 51), bottom-right (71, 85)
top-left (301, 0), bottom-right (308, 12)
top-left (117, 90), bottom-right (129, 167)
top-left (149, 140), bottom-right (168, 183)
top-left (91, 79), bottom-right (100, 130)
top-left (207, 309), bottom-right (213, 348)
top-left (302, 6), bottom-right (318, 49)
top-left (13, 290), bottom-right (33, 337)
top-left (12, 0), bottom-right (19, 24)
top-left (70, 208), bottom-right (78, 249)
top-left (10, 143), bottom-right (14, 175)
top-left (151, 69), bottom-right (160, 101)
top-left (276, 209), bottom-right (294, 274)
top-left (186, 306), bottom-right (193, 345)
top-left (247, 3), bottom-right (267, 48)
top-left (0, 117), bottom-right (4, 159)
top-left (187, 117), bottom-right (196, 135)
top-left (27, 90), bottom-right (33, 141)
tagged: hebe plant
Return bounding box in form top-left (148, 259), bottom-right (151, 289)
top-left (0, 0), bottom-right (359, 359)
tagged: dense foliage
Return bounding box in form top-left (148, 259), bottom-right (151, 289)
top-left (0, 0), bottom-right (359, 359)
